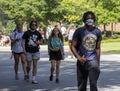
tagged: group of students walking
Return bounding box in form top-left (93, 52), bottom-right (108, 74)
top-left (10, 20), bottom-right (64, 84)
top-left (10, 11), bottom-right (102, 91)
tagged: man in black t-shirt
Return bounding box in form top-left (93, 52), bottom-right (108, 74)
top-left (22, 20), bottom-right (42, 84)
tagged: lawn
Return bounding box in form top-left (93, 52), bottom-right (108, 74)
top-left (64, 41), bottom-right (120, 54)
top-left (101, 42), bottom-right (120, 54)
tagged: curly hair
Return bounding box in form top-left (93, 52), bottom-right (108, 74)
top-left (82, 11), bottom-right (96, 23)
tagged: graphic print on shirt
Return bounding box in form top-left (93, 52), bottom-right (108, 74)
top-left (28, 34), bottom-right (38, 47)
top-left (82, 34), bottom-right (97, 51)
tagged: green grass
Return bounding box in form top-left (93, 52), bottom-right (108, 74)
top-left (102, 38), bottom-right (120, 43)
top-left (64, 40), bottom-right (120, 54)
top-left (101, 42), bottom-right (120, 54)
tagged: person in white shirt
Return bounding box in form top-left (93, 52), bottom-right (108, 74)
top-left (61, 24), bottom-right (67, 36)
top-left (10, 23), bottom-right (27, 80)
top-left (66, 24), bottom-right (76, 58)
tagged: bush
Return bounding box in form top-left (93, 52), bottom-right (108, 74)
top-left (102, 38), bottom-right (120, 43)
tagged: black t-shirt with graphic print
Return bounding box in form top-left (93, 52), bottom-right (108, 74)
top-left (22, 30), bottom-right (42, 53)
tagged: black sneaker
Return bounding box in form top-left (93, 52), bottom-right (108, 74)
top-left (56, 78), bottom-right (59, 83)
top-left (49, 75), bottom-right (53, 81)
top-left (24, 75), bottom-right (29, 81)
top-left (24, 75), bottom-right (27, 80)
top-left (15, 75), bottom-right (19, 80)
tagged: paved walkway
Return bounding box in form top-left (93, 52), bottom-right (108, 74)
top-left (0, 46), bottom-right (120, 91)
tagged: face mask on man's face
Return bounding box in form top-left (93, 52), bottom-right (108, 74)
top-left (85, 19), bottom-right (94, 26)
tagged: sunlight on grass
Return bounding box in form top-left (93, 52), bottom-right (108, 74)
top-left (101, 42), bottom-right (120, 54)
top-left (64, 41), bottom-right (120, 54)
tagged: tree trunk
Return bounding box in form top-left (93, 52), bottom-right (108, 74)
top-left (103, 24), bottom-right (106, 37)
top-left (111, 23), bottom-right (114, 37)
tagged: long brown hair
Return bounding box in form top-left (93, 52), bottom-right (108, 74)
top-left (49, 28), bottom-right (63, 42)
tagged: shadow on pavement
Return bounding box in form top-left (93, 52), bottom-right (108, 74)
top-left (99, 60), bottom-right (120, 90)
top-left (0, 51), bottom-right (120, 91)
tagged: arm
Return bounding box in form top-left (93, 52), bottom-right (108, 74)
top-left (71, 40), bottom-right (86, 63)
top-left (61, 46), bottom-right (65, 60)
top-left (11, 39), bottom-right (18, 44)
top-left (96, 41), bottom-right (101, 65)
top-left (35, 39), bottom-right (42, 45)
top-left (22, 39), bottom-right (26, 54)
top-left (35, 32), bottom-right (43, 45)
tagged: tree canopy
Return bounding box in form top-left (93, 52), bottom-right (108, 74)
top-left (0, 0), bottom-right (120, 35)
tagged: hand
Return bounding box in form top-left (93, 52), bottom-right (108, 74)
top-left (16, 37), bottom-right (21, 41)
top-left (77, 55), bottom-right (86, 63)
top-left (35, 40), bottom-right (41, 45)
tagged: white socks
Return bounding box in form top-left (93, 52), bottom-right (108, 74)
top-left (32, 76), bottom-right (36, 81)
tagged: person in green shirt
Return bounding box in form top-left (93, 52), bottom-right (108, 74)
top-left (48, 27), bottom-right (64, 83)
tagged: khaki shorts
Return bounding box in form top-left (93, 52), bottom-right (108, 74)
top-left (26, 52), bottom-right (40, 61)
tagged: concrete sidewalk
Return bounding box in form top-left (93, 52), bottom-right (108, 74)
top-left (0, 46), bottom-right (120, 91)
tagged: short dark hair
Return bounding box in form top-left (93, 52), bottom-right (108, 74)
top-left (29, 20), bottom-right (38, 29)
top-left (82, 11), bottom-right (96, 23)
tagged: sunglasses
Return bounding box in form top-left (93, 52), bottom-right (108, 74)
top-left (31, 23), bottom-right (37, 26)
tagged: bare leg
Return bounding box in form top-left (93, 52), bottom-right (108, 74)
top-left (20, 53), bottom-right (27, 75)
top-left (50, 60), bottom-right (55, 76)
top-left (27, 61), bottom-right (32, 76)
top-left (13, 54), bottom-right (20, 80)
top-left (32, 59), bottom-right (38, 84)
top-left (56, 61), bottom-right (60, 79)
top-left (32, 59), bottom-right (38, 76)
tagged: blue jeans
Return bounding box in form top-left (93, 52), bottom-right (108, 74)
top-left (77, 60), bottom-right (100, 91)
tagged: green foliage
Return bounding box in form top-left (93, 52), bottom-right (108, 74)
top-left (0, 0), bottom-right (47, 23)
top-left (1, 0), bottom-right (120, 36)
top-left (61, 0), bottom-right (89, 23)
top-left (97, 0), bottom-right (120, 25)
top-left (3, 20), bottom-right (15, 35)
top-left (102, 30), bottom-right (120, 39)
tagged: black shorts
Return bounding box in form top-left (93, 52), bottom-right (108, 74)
top-left (49, 49), bottom-right (62, 61)
top-left (12, 52), bottom-right (24, 55)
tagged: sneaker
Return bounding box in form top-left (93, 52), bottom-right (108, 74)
top-left (49, 75), bottom-right (53, 81)
top-left (24, 75), bottom-right (29, 81)
top-left (72, 56), bottom-right (76, 59)
top-left (56, 78), bottom-right (59, 83)
top-left (15, 75), bottom-right (19, 80)
top-left (32, 80), bottom-right (38, 84)
top-left (67, 55), bottom-right (72, 59)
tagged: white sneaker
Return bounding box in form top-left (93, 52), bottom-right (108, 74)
top-left (68, 55), bottom-right (72, 58)
top-left (72, 56), bottom-right (76, 59)
top-left (32, 80), bottom-right (38, 84)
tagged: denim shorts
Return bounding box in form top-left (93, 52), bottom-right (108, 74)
top-left (26, 52), bottom-right (40, 61)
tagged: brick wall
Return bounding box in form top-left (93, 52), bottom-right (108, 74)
top-left (98, 22), bottom-right (120, 32)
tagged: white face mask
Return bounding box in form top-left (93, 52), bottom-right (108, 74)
top-left (85, 19), bottom-right (94, 26)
